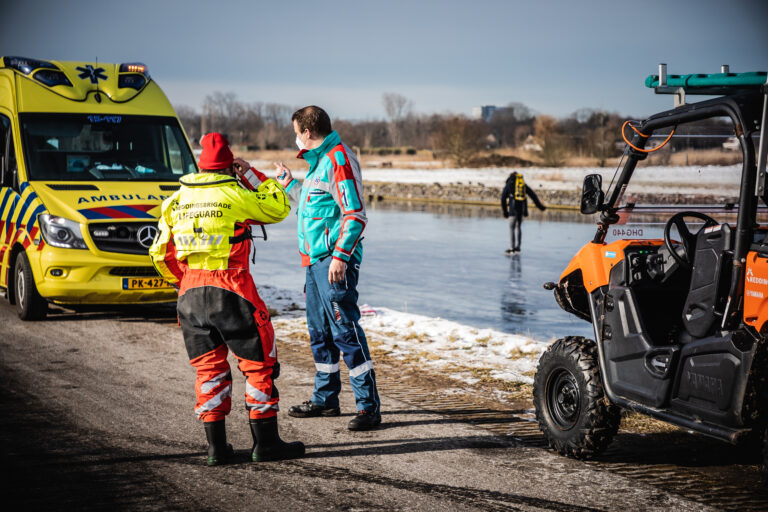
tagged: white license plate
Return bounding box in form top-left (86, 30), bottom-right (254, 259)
top-left (122, 277), bottom-right (173, 290)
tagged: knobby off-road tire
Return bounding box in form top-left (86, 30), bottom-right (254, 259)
top-left (14, 252), bottom-right (48, 321)
top-left (533, 336), bottom-right (620, 458)
top-left (763, 427), bottom-right (768, 487)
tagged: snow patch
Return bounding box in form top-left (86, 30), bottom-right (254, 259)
top-left (262, 283), bottom-right (550, 385)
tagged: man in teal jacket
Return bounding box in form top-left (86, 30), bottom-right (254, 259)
top-left (276, 105), bottom-right (381, 430)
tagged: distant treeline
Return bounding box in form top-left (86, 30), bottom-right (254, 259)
top-left (175, 92), bottom-right (734, 166)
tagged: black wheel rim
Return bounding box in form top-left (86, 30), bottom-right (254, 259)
top-left (546, 368), bottom-right (581, 430)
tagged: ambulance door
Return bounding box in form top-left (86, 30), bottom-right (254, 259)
top-left (0, 113), bottom-right (17, 289)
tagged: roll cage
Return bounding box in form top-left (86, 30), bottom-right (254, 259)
top-left (592, 68), bottom-right (768, 331)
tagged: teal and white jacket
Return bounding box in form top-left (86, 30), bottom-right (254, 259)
top-left (285, 131), bottom-right (366, 266)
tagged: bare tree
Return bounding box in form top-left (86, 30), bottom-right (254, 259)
top-left (432, 116), bottom-right (488, 166)
top-left (382, 92), bottom-right (413, 147)
top-left (535, 115), bottom-right (566, 167)
top-left (174, 105), bottom-right (202, 144)
top-left (487, 102), bottom-right (535, 148)
top-left (201, 92), bottom-right (244, 142)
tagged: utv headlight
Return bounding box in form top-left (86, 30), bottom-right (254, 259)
top-left (38, 214), bottom-right (87, 249)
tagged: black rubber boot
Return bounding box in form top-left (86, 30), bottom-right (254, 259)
top-left (204, 420), bottom-right (234, 466)
top-left (288, 400), bottom-right (340, 418)
top-left (348, 410), bottom-right (382, 431)
top-left (250, 417), bottom-right (305, 462)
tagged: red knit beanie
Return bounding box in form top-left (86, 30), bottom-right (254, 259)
top-left (199, 133), bottom-right (234, 170)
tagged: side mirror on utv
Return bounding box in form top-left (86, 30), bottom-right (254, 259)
top-left (580, 174), bottom-right (604, 214)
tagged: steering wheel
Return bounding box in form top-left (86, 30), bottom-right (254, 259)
top-left (663, 211), bottom-right (719, 270)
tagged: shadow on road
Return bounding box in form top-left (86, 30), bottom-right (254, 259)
top-left (43, 303), bottom-right (179, 323)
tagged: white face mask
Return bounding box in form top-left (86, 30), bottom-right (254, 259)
top-left (295, 134), bottom-right (306, 151)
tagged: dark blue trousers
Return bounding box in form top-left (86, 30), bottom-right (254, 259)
top-left (305, 256), bottom-right (380, 413)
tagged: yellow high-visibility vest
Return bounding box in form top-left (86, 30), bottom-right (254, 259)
top-left (150, 172), bottom-right (290, 281)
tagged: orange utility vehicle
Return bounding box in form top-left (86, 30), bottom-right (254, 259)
top-left (534, 65), bottom-right (768, 477)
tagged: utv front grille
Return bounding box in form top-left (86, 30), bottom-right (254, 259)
top-left (88, 221), bottom-right (158, 255)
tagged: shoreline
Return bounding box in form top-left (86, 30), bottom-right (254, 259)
top-left (363, 180), bottom-right (735, 210)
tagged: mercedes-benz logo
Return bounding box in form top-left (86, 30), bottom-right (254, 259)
top-left (137, 225), bottom-right (159, 249)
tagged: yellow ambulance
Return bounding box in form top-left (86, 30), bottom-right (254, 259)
top-left (0, 56), bottom-right (197, 320)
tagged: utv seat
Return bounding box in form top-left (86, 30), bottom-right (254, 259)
top-left (681, 223), bottom-right (732, 338)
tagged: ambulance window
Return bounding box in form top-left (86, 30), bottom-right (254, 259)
top-left (163, 124), bottom-right (196, 174)
top-left (164, 125), bottom-right (183, 174)
top-left (19, 114), bottom-right (196, 181)
top-left (0, 115), bottom-right (17, 189)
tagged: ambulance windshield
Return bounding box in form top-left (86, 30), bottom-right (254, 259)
top-left (19, 113), bottom-right (197, 181)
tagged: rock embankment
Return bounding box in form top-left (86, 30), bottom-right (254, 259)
top-left (363, 181), bottom-right (736, 210)
top-left (364, 181), bottom-right (579, 209)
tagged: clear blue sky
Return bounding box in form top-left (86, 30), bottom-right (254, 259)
top-left (2, 0), bottom-right (766, 120)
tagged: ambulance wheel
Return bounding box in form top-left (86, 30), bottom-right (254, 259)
top-left (14, 252), bottom-right (48, 321)
top-left (533, 336), bottom-right (620, 459)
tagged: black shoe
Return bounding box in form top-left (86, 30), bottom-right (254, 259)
top-left (250, 417), bottom-right (305, 462)
top-left (505, 248), bottom-right (515, 255)
top-left (204, 420), bottom-right (234, 466)
top-left (288, 400), bottom-right (341, 418)
top-left (348, 410), bottom-right (382, 431)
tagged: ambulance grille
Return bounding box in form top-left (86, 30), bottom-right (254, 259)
top-left (47, 184), bottom-right (99, 191)
top-left (108, 267), bottom-right (158, 277)
top-left (88, 222), bottom-right (158, 255)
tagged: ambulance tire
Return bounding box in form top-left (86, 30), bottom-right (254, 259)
top-left (14, 252), bottom-right (48, 321)
top-left (533, 336), bottom-right (620, 459)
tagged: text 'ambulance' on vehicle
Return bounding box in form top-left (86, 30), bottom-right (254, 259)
top-left (0, 56), bottom-right (198, 320)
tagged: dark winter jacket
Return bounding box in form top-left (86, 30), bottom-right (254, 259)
top-left (501, 173), bottom-right (546, 217)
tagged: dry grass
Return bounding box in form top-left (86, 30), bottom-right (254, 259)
top-left (237, 147), bottom-right (740, 171)
top-left (403, 332), bottom-right (430, 343)
top-left (508, 347), bottom-right (536, 360)
top-left (645, 148), bottom-right (742, 167)
top-left (398, 350), bottom-right (442, 363)
top-left (621, 411), bottom-right (680, 434)
top-left (476, 335), bottom-right (491, 347)
top-left (465, 367), bottom-right (533, 398)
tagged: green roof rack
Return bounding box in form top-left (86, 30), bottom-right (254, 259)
top-left (646, 71), bottom-right (767, 90)
top-left (646, 64), bottom-right (767, 108)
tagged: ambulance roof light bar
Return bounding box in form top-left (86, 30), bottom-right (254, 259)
top-left (119, 62), bottom-right (149, 77)
top-left (3, 56), bottom-right (58, 75)
top-left (2, 56), bottom-right (72, 87)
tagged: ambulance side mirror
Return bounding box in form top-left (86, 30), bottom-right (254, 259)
top-left (580, 174), bottom-right (604, 215)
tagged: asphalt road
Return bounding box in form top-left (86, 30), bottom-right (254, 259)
top-left (0, 301), bottom-right (712, 511)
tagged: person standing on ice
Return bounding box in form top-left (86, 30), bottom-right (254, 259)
top-left (150, 133), bottom-right (304, 465)
top-left (274, 105), bottom-right (382, 430)
top-left (501, 171), bottom-right (546, 254)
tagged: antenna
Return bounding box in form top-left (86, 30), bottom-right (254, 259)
top-left (94, 55), bottom-right (101, 103)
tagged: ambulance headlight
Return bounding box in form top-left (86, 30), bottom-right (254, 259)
top-left (38, 214), bottom-right (87, 249)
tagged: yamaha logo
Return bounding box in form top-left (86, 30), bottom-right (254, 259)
top-left (137, 225), bottom-right (159, 249)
